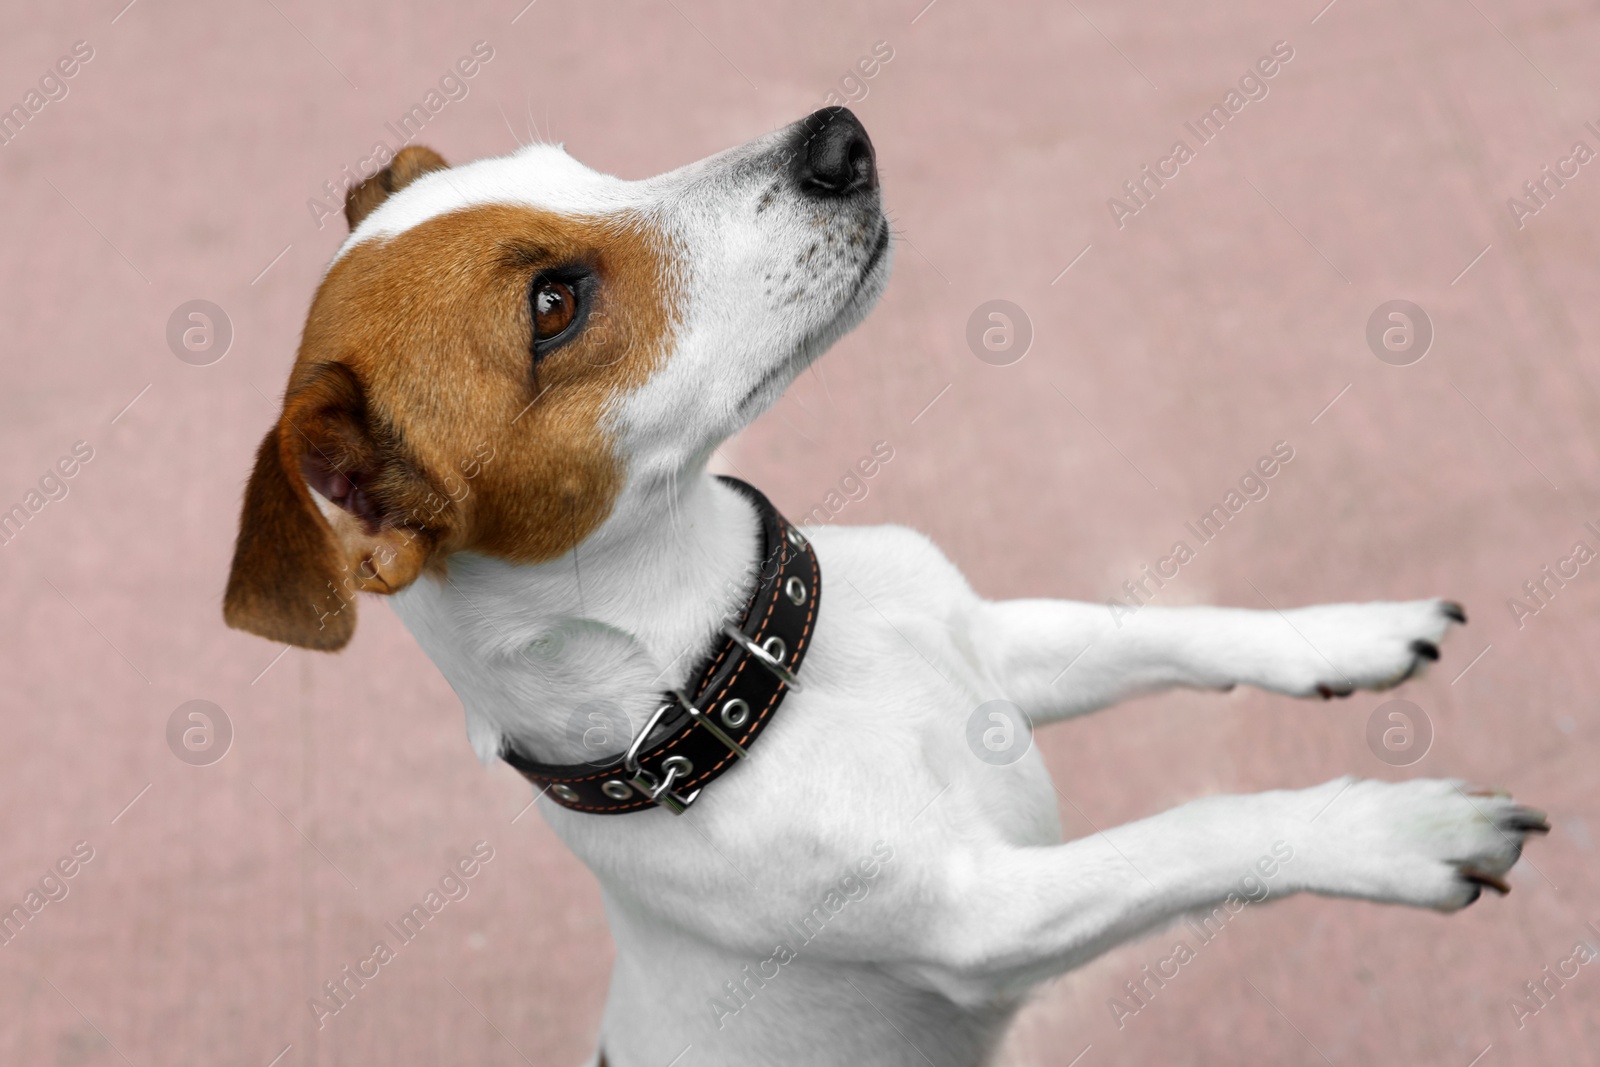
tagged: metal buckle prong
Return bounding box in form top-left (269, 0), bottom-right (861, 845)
top-left (629, 766), bottom-right (694, 814)
top-left (672, 688), bottom-right (749, 759)
top-left (720, 624), bottom-right (803, 691)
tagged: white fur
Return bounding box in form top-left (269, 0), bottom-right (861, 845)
top-left (362, 117), bottom-right (1539, 1066)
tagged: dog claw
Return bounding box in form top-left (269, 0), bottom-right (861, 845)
top-left (1459, 867), bottom-right (1511, 895)
top-left (1410, 639), bottom-right (1440, 661)
top-left (1508, 808), bottom-right (1552, 834)
top-left (1315, 684), bottom-right (1353, 700)
top-left (1442, 601), bottom-right (1468, 624)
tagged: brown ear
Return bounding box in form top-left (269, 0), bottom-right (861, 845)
top-left (344, 146), bottom-right (450, 230)
top-left (224, 426), bottom-right (355, 650)
top-left (223, 365), bottom-right (440, 651)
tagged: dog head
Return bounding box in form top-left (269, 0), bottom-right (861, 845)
top-left (224, 108), bottom-right (890, 650)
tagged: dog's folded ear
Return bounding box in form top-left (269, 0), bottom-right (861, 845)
top-left (344, 145), bottom-right (449, 230)
top-left (223, 363), bottom-right (442, 651)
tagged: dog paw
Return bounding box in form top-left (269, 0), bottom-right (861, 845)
top-left (1265, 599), bottom-right (1465, 699)
top-left (1302, 777), bottom-right (1549, 911)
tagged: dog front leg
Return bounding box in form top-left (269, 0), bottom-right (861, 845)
top-left (970, 597), bottom-right (1464, 724)
top-left (895, 777), bottom-right (1544, 1004)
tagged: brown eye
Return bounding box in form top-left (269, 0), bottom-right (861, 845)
top-left (533, 281), bottom-right (576, 341)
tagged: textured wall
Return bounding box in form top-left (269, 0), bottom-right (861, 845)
top-left (1, 0), bottom-right (1596, 1063)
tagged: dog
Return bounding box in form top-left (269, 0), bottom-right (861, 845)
top-left (225, 107), bottom-right (1548, 1066)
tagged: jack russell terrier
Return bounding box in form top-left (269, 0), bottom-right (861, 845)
top-left (225, 107), bottom-right (1548, 1066)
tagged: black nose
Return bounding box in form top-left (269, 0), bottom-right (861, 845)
top-left (789, 107), bottom-right (877, 197)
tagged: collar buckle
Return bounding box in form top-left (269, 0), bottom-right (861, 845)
top-left (623, 699), bottom-right (701, 814)
top-left (619, 689), bottom-right (751, 815)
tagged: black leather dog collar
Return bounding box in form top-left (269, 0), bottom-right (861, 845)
top-left (500, 477), bottom-right (820, 814)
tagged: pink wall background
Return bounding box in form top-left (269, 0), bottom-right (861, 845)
top-left (2, 0), bottom-right (1598, 1063)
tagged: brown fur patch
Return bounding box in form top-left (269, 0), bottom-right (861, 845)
top-left (224, 202), bottom-right (678, 649)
